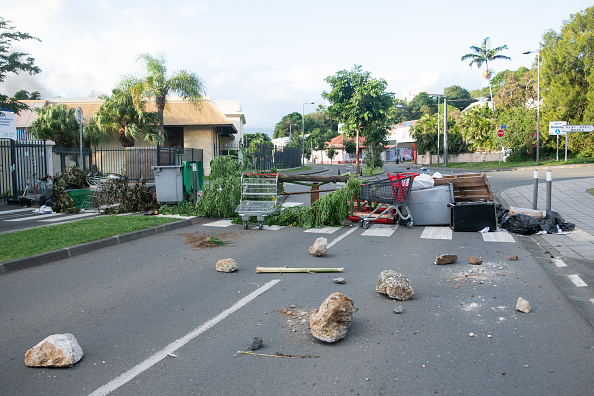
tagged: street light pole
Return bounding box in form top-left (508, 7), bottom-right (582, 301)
top-left (289, 123), bottom-right (297, 146)
top-left (523, 50), bottom-right (541, 165)
top-left (302, 102), bottom-right (314, 166)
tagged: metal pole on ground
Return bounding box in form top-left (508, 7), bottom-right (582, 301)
top-left (533, 170), bottom-right (539, 210)
top-left (546, 170), bottom-right (552, 212)
top-left (192, 162), bottom-right (198, 205)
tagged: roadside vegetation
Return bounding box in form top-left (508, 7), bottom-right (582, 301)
top-left (0, 215), bottom-right (178, 262)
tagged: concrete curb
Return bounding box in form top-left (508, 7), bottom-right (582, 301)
top-left (0, 218), bottom-right (199, 276)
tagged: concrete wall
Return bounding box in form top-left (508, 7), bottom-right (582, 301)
top-left (417, 151), bottom-right (502, 165)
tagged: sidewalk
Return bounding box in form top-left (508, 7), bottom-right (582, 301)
top-left (498, 177), bottom-right (594, 261)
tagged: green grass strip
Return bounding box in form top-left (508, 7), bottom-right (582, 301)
top-left (0, 215), bottom-right (180, 262)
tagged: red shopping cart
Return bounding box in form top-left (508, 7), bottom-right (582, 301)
top-left (358, 175), bottom-right (414, 229)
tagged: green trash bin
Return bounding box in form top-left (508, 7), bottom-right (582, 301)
top-left (182, 161), bottom-right (203, 195)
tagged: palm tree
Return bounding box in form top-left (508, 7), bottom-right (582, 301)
top-left (122, 53), bottom-right (206, 139)
top-left (85, 88), bottom-right (161, 147)
top-left (461, 37), bottom-right (511, 107)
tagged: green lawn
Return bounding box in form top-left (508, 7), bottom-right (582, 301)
top-left (0, 215), bottom-right (180, 262)
top-left (446, 157), bottom-right (594, 170)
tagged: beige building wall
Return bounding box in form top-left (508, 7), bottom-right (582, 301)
top-left (184, 126), bottom-right (216, 175)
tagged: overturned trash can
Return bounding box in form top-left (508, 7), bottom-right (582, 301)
top-left (152, 165), bottom-right (184, 204)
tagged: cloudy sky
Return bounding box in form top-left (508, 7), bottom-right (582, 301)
top-left (2, 0), bottom-right (591, 135)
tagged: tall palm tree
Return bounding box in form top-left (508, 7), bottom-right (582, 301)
top-left (461, 37), bottom-right (511, 107)
top-left (122, 53), bottom-right (206, 139)
top-left (85, 88), bottom-right (161, 147)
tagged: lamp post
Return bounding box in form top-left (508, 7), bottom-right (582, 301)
top-left (523, 50), bottom-right (540, 165)
top-left (302, 102), bottom-right (314, 166)
top-left (289, 123), bottom-right (297, 147)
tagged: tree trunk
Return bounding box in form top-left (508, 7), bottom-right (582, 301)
top-left (156, 95), bottom-right (166, 139)
top-left (355, 129), bottom-right (360, 174)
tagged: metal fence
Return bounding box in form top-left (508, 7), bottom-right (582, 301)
top-left (216, 143), bottom-right (301, 170)
top-left (1, 141), bottom-right (203, 203)
top-left (0, 139), bottom-right (50, 203)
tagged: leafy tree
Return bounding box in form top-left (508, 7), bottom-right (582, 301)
top-left (29, 104), bottom-right (80, 147)
top-left (497, 106), bottom-right (538, 161)
top-left (408, 92), bottom-right (437, 119)
top-left (322, 65), bottom-right (394, 173)
top-left (85, 88), bottom-right (161, 147)
top-left (244, 132), bottom-right (271, 147)
top-left (326, 145), bottom-right (337, 162)
top-left (492, 68), bottom-right (534, 109)
top-left (411, 105), bottom-right (468, 157)
top-left (344, 138), bottom-right (356, 155)
top-left (541, 6), bottom-right (594, 157)
top-left (273, 112), bottom-right (302, 139)
top-left (461, 37), bottom-right (511, 107)
top-left (444, 85), bottom-right (476, 111)
top-left (459, 104), bottom-right (498, 150)
top-left (0, 17), bottom-right (41, 114)
top-left (393, 98), bottom-right (413, 123)
top-left (122, 53), bottom-right (206, 140)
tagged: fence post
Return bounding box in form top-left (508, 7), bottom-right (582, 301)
top-left (546, 170), bottom-right (552, 212)
top-left (156, 143), bottom-right (161, 166)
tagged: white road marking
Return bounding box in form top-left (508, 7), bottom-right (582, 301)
top-left (590, 299), bottom-right (594, 307)
top-left (304, 227), bottom-right (340, 234)
top-left (552, 258), bottom-right (567, 268)
top-left (362, 227), bottom-right (395, 237)
top-left (88, 279), bottom-right (281, 396)
top-left (5, 213), bottom-right (59, 222)
top-left (327, 226), bottom-right (358, 249)
top-left (202, 219), bottom-right (233, 227)
top-left (567, 274), bottom-right (588, 287)
top-left (39, 213), bottom-right (96, 222)
top-left (0, 208), bottom-right (32, 215)
top-left (420, 227), bottom-right (452, 240)
top-left (482, 231), bottom-right (515, 243)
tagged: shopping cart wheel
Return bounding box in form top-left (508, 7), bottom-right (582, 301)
top-left (358, 220), bottom-right (363, 227)
top-left (363, 221), bottom-right (370, 229)
top-left (405, 218), bottom-right (414, 228)
top-left (258, 222), bottom-right (263, 230)
top-left (243, 222), bottom-right (249, 230)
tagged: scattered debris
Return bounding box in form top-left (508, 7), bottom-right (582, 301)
top-left (393, 306), bottom-right (404, 314)
top-left (182, 232), bottom-right (233, 248)
top-left (468, 256), bottom-right (483, 265)
top-left (25, 334), bottom-right (83, 367)
top-left (237, 351), bottom-right (319, 358)
top-left (255, 267), bottom-right (343, 273)
top-left (279, 307), bottom-right (310, 335)
top-left (167, 353), bottom-right (177, 358)
top-left (469, 332), bottom-right (475, 337)
top-left (246, 337), bottom-right (263, 351)
top-left (309, 237), bottom-right (328, 257)
top-left (436, 254), bottom-right (458, 265)
top-left (310, 292), bottom-right (354, 343)
top-left (333, 277), bottom-right (346, 284)
top-left (216, 258), bottom-right (238, 273)
top-left (509, 255), bottom-right (518, 261)
top-left (516, 297), bottom-right (531, 313)
top-left (376, 270), bottom-right (415, 300)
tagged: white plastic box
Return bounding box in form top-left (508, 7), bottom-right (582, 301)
top-left (407, 183), bottom-right (454, 226)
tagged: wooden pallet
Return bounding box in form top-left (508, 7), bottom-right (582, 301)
top-left (433, 173), bottom-right (494, 202)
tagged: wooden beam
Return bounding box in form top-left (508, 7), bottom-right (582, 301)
top-left (278, 174), bottom-right (350, 183)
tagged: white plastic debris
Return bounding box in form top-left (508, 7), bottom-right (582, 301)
top-left (478, 227), bottom-right (490, 233)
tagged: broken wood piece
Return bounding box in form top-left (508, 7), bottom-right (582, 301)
top-left (255, 267), bottom-right (343, 273)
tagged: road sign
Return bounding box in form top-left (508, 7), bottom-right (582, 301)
top-left (562, 124), bottom-right (594, 132)
top-left (549, 121), bottom-right (567, 135)
top-left (497, 129), bottom-right (505, 138)
top-left (75, 107), bottom-right (83, 125)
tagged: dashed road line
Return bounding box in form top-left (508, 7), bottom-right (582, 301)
top-left (420, 227), bottom-right (452, 240)
top-left (482, 231), bottom-right (516, 243)
top-left (567, 274), bottom-right (588, 287)
top-left (552, 258), bottom-right (567, 268)
top-left (88, 279), bottom-right (281, 396)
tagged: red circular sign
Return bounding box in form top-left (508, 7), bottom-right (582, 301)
top-left (497, 129), bottom-right (505, 138)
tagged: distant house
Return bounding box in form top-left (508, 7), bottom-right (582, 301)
top-left (14, 97), bottom-right (244, 175)
top-left (385, 121), bottom-right (418, 162)
top-left (313, 133), bottom-right (366, 164)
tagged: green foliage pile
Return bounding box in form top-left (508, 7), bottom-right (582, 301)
top-left (272, 178), bottom-right (361, 228)
top-left (51, 173), bottom-right (76, 213)
top-left (92, 177), bottom-right (157, 214)
top-left (195, 156), bottom-right (246, 217)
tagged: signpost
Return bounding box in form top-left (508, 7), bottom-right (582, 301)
top-left (497, 126), bottom-right (505, 170)
top-left (549, 121), bottom-right (567, 162)
top-left (0, 110), bottom-right (17, 140)
top-left (75, 107), bottom-right (83, 170)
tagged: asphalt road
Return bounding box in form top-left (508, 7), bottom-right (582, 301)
top-left (1, 216), bottom-right (593, 395)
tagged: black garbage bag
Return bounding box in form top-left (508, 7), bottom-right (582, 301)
top-left (39, 189), bottom-right (52, 205)
top-left (495, 204), bottom-right (509, 224)
top-left (503, 214), bottom-right (542, 235)
top-left (539, 215), bottom-right (558, 234)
